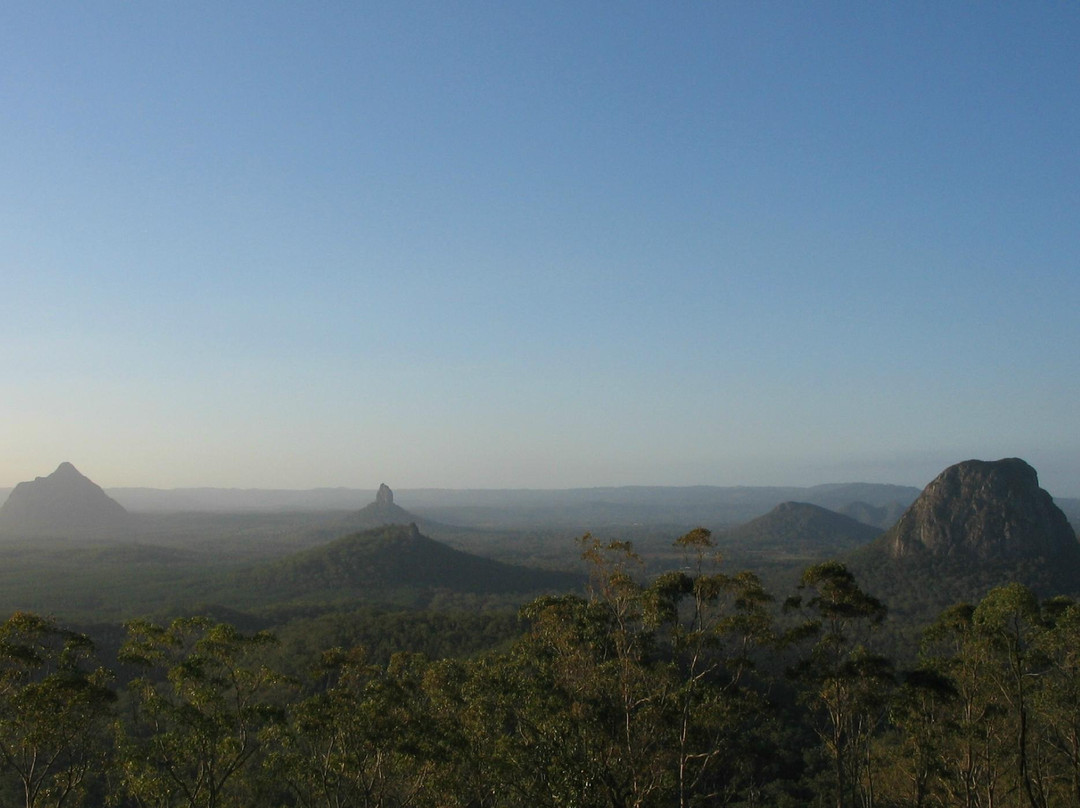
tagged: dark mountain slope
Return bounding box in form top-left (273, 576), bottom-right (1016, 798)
top-left (241, 523), bottom-right (582, 606)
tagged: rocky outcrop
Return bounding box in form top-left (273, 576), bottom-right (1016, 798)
top-left (341, 484), bottom-right (419, 530)
top-left (883, 458), bottom-right (1077, 560)
top-left (0, 462), bottom-right (132, 538)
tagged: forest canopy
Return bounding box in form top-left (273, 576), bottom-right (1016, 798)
top-left (1, 531), bottom-right (1078, 808)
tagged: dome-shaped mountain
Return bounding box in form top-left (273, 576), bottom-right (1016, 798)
top-left (719, 501), bottom-right (882, 558)
top-left (244, 522), bottom-right (582, 606)
top-left (0, 462), bottom-right (132, 538)
top-left (883, 458), bottom-right (1077, 561)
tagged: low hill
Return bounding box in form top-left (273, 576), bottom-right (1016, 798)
top-left (237, 523), bottom-right (583, 608)
top-left (717, 501), bottom-right (882, 560)
top-left (0, 463), bottom-right (132, 539)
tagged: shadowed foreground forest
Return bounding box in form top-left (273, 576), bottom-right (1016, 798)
top-left (3, 532), bottom-right (1080, 808)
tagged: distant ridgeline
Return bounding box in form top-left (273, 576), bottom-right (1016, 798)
top-left (102, 480), bottom-right (924, 527)
top-left (0, 462), bottom-right (132, 539)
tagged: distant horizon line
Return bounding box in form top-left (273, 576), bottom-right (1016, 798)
top-left (1, 480), bottom-right (928, 493)
top-left (4, 481), bottom-right (1079, 501)
top-left (2, 458), bottom-right (1077, 500)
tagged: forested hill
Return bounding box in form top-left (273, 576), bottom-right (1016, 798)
top-left (717, 501), bottom-right (882, 558)
top-left (233, 523), bottom-right (583, 607)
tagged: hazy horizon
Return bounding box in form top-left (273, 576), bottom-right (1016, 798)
top-left (3, 6), bottom-right (1078, 498)
top-left (3, 457), bottom-right (1079, 502)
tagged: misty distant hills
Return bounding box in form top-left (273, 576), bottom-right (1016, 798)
top-left (99, 482), bottom-right (922, 529)
top-left (837, 501), bottom-right (909, 530)
top-left (103, 486), bottom-right (371, 513)
top-left (0, 462), bottom-right (132, 539)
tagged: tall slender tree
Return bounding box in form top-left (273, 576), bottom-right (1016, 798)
top-left (788, 562), bottom-right (892, 808)
top-left (117, 617), bottom-right (286, 808)
top-left (0, 612), bottom-right (115, 808)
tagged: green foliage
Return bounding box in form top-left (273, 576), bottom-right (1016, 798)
top-left (788, 562), bottom-right (893, 808)
top-left (268, 605), bottom-right (521, 675)
top-left (6, 536), bottom-right (1080, 808)
top-left (266, 647), bottom-right (445, 808)
top-left (117, 617), bottom-right (289, 808)
top-left (0, 612), bottom-right (115, 808)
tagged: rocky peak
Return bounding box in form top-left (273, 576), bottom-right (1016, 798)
top-left (341, 483), bottom-right (418, 530)
top-left (884, 458), bottom-right (1077, 560)
top-left (0, 462), bottom-right (131, 538)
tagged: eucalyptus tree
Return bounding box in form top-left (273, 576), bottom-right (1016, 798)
top-left (268, 645), bottom-right (452, 808)
top-left (1034, 597), bottom-right (1080, 806)
top-left (646, 528), bottom-right (777, 807)
top-left (117, 617), bottom-right (287, 808)
top-left (971, 584), bottom-right (1050, 808)
top-left (881, 665), bottom-right (957, 808)
top-left (787, 562), bottom-right (892, 808)
top-left (0, 612), bottom-right (115, 808)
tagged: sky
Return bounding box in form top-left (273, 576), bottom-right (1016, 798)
top-left (2, 3), bottom-right (1079, 496)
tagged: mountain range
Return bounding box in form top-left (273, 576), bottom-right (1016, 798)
top-left (2, 458), bottom-right (1079, 625)
top-left (0, 479), bottom-right (923, 531)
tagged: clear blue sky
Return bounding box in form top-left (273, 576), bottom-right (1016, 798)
top-left (2, 3), bottom-right (1079, 495)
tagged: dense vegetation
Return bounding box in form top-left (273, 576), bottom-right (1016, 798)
top-left (3, 531), bottom-right (1080, 808)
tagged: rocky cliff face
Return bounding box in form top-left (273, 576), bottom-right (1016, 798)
top-left (884, 458), bottom-right (1077, 560)
top-left (0, 462), bottom-right (132, 538)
